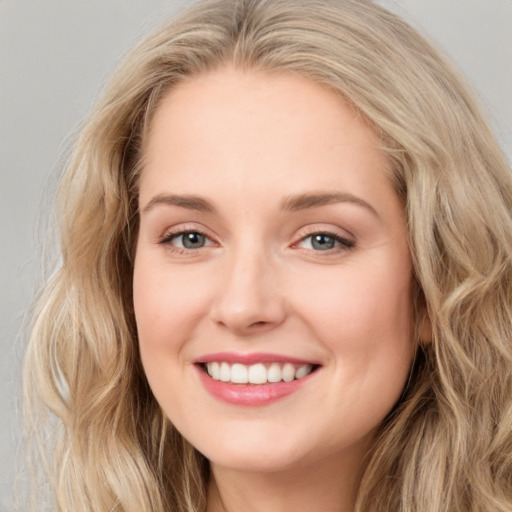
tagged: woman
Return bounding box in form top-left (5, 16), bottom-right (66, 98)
top-left (24, 0), bottom-right (512, 511)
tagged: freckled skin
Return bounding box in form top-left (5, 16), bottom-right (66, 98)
top-left (134, 67), bottom-right (415, 511)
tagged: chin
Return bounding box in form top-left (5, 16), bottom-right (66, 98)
top-left (190, 426), bottom-right (344, 476)
top-left (206, 448), bottom-right (307, 474)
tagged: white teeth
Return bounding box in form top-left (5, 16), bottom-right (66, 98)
top-left (248, 363), bottom-right (267, 384)
top-left (209, 362), bottom-right (220, 380)
top-left (267, 363), bottom-right (282, 383)
top-left (296, 364), bottom-right (312, 379)
top-left (282, 363), bottom-right (295, 382)
top-left (231, 363), bottom-right (248, 384)
top-left (204, 361), bottom-right (315, 384)
top-left (219, 362), bottom-right (231, 382)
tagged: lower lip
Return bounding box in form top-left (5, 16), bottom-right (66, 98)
top-left (196, 366), bottom-right (316, 406)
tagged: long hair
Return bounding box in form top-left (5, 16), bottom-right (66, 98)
top-left (24, 0), bottom-right (512, 510)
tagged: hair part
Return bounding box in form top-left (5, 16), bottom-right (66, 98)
top-left (24, 0), bottom-right (512, 510)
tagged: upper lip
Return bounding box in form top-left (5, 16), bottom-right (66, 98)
top-left (193, 352), bottom-right (321, 366)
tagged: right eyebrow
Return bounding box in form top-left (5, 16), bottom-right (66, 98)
top-left (281, 191), bottom-right (380, 218)
top-left (141, 194), bottom-right (216, 214)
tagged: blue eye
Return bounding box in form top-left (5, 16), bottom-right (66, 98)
top-left (310, 234), bottom-right (336, 250)
top-left (299, 232), bottom-right (354, 251)
top-left (161, 231), bottom-right (212, 250)
top-left (178, 232), bottom-right (207, 249)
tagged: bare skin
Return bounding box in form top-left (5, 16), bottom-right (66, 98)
top-left (207, 447), bottom-right (367, 512)
top-left (134, 67), bottom-right (416, 512)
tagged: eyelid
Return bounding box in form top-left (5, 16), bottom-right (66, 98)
top-left (156, 223), bottom-right (355, 254)
top-left (158, 223), bottom-right (217, 248)
top-left (292, 226), bottom-right (356, 252)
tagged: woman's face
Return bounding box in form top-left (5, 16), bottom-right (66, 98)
top-left (134, 67), bottom-right (415, 474)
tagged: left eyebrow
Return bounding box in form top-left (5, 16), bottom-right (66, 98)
top-left (141, 194), bottom-right (216, 214)
top-left (280, 192), bottom-right (379, 218)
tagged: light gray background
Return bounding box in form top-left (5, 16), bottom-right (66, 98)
top-left (1, 0), bottom-right (511, 508)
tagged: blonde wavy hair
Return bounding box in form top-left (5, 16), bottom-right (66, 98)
top-left (24, 0), bottom-right (512, 511)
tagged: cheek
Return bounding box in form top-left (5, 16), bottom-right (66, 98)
top-left (133, 255), bottom-right (218, 405)
top-left (133, 256), bottom-right (209, 346)
top-left (293, 259), bottom-right (414, 338)
top-left (133, 257), bottom-right (195, 412)
top-left (133, 254), bottom-right (187, 388)
top-left (289, 258), bottom-right (415, 393)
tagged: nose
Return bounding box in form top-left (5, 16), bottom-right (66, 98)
top-left (209, 248), bottom-right (287, 335)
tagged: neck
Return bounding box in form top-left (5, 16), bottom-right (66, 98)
top-left (207, 449), bottom-right (368, 512)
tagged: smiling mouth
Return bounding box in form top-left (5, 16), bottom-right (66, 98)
top-left (199, 361), bottom-right (320, 385)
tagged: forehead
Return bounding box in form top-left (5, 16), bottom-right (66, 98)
top-left (145, 66), bottom-right (381, 155)
top-left (139, 67), bottom-right (395, 214)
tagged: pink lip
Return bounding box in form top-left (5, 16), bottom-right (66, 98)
top-left (193, 354), bottom-right (320, 407)
top-left (193, 351), bottom-right (319, 365)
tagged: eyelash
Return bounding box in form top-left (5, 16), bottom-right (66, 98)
top-left (158, 228), bottom-right (355, 255)
top-left (295, 230), bottom-right (355, 253)
top-left (158, 228), bottom-right (214, 253)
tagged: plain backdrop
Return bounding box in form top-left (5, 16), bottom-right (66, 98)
top-left (1, 0), bottom-right (511, 508)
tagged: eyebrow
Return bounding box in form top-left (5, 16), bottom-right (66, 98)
top-left (142, 194), bottom-right (215, 214)
top-left (281, 192), bottom-right (379, 217)
top-left (141, 191), bottom-right (379, 217)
